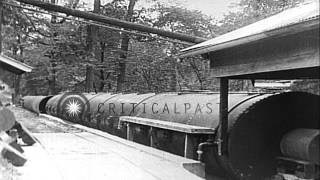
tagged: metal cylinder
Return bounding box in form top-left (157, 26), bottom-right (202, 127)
top-left (84, 93), bottom-right (155, 137)
top-left (280, 128), bottom-right (319, 164)
top-left (225, 92), bottom-right (319, 180)
top-left (133, 92), bottom-right (261, 128)
top-left (22, 96), bottom-right (53, 114)
top-left (45, 94), bottom-right (64, 116)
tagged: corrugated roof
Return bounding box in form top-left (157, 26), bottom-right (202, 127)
top-left (180, 1), bottom-right (319, 57)
top-left (0, 54), bottom-right (32, 74)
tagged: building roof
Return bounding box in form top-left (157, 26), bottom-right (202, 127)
top-left (179, 1), bottom-right (319, 57)
top-left (0, 54), bottom-right (33, 74)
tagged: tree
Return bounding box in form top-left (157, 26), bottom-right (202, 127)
top-left (218, 0), bottom-right (305, 34)
top-left (152, 5), bottom-right (216, 38)
top-left (148, 5), bottom-right (216, 91)
top-left (116, 0), bottom-right (137, 92)
top-left (6, 0), bottom-right (309, 96)
top-left (1, 0), bottom-right (50, 98)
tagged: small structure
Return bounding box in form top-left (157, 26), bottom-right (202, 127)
top-left (180, 1), bottom-right (319, 79)
top-left (0, 54), bottom-right (33, 104)
top-left (179, 1), bottom-right (319, 179)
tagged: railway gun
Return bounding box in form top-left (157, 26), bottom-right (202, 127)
top-left (21, 92), bottom-right (320, 180)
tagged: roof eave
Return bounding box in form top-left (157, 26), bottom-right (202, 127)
top-left (0, 54), bottom-right (33, 74)
top-left (178, 18), bottom-right (319, 58)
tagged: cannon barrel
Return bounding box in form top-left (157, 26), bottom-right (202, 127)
top-left (22, 96), bottom-right (53, 114)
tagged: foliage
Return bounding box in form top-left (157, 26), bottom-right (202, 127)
top-left (151, 5), bottom-right (216, 38)
top-left (1, 0), bottom-right (315, 96)
top-left (217, 0), bottom-right (305, 34)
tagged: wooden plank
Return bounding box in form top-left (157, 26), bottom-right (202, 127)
top-left (210, 49), bottom-right (319, 78)
top-left (15, 122), bottom-right (37, 146)
top-left (180, 17), bottom-right (319, 57)
top-left (0, 140), bottom-right (27, 166)
top-left (209, 28), bottom-right (319, 78)
top-left (0, 131), bottom-right (23, 153)
top-left (0, 131), bottom-right (27, 166)
top-left (120, 116), bottom-right (215, 134)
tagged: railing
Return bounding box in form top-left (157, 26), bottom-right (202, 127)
top-left (119, 116), bottom-right (215, 159)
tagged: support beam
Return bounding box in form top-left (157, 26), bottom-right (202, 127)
top-left (218, 78), bottom-right (228, 156)
top-left (14, 0), bottom-right (206, 43)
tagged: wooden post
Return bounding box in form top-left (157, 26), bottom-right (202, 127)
top-left (149, 127), bottom-right (154, 147)
top-left (184, 134), bottom-right (195, 159)
top-left (126, 123), bottom-right (134, 141)
top-left (218, 78), bottom-right (229, 156)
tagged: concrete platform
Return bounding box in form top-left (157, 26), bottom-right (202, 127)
top-left (11, 108), bottom-right (205, 180)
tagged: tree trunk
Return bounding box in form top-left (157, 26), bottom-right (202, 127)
top-left (12, 28), bottom-right (22, 104)
top-left (98, 42), bottom-right (106, 91)
top-left (189, 59), bottom-right (204, 90)
top-left (48, 0), bottom-right (56, 95)
top-left (85, 65), bottom-right (94, 92)
top-left (116, 0), bottom-right (136, 92)
top-left (93, 0), bottom-right (106, 92)
top-left (87, 0), bottom-right (100, 53)
top-left (0, 1), bottom-right (3, 53)
top-left (48, 57), bottom-right (56, 95)
top-left (86, 0), bottom-right (105, 92)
